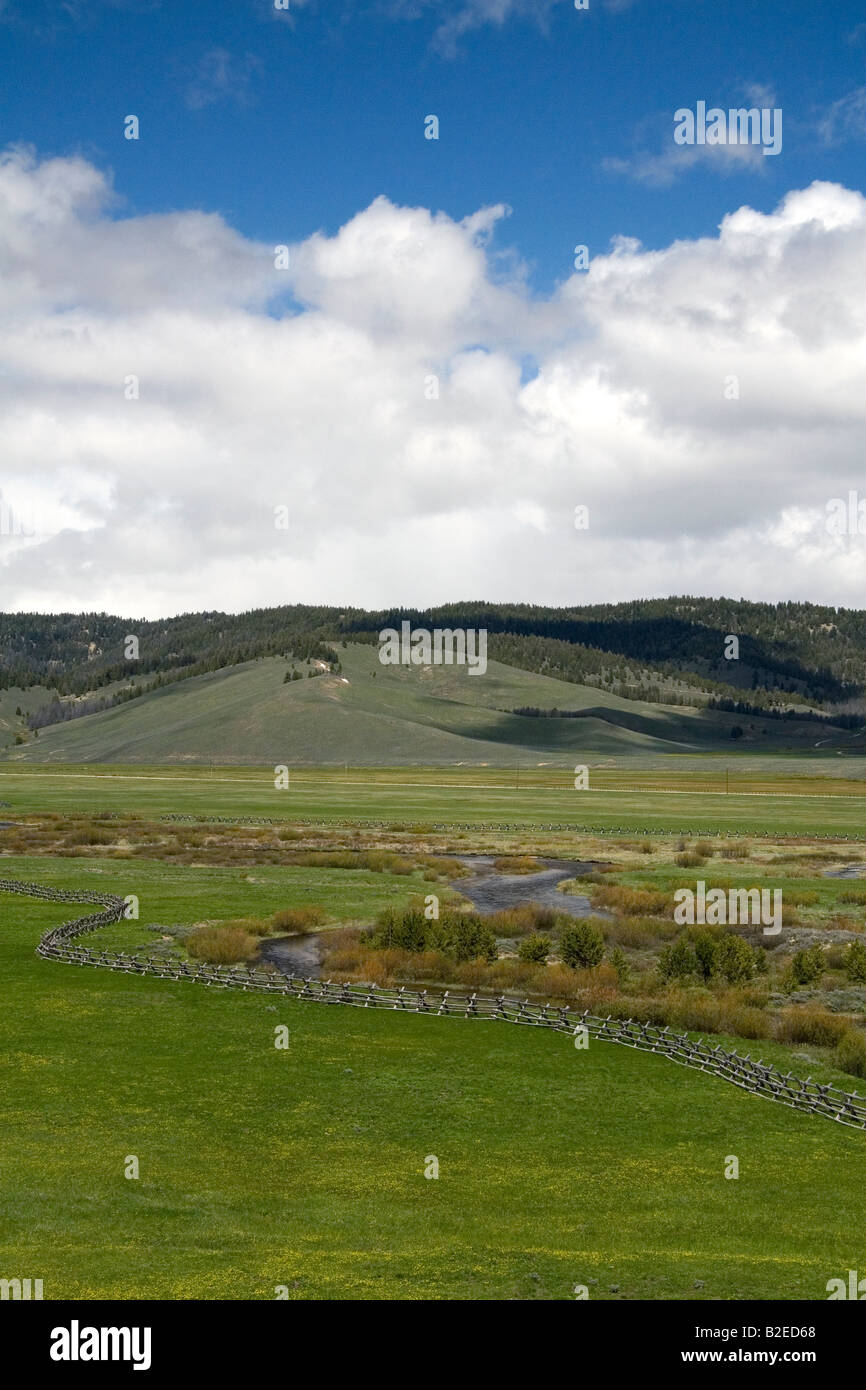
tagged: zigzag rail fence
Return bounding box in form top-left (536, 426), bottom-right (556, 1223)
top-left (34, 810), bottom-right (866, 841)
top-left (5, 876), bottom-right (866, 1132)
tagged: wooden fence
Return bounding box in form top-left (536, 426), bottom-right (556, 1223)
top-left (47, 811), bottom-right (866, 841)
top-left (3, 874), bottom-right (865, 1131)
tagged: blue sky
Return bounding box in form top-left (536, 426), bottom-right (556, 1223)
top-left (1, 0), bottom-right (865, 292)
top-left (2, 0), bottom-right (866, 615)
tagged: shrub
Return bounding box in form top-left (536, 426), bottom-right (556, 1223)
top-left (692, 930), bottom-right (719, 982)
top-left (270, 906), bottom-right (326, 932)
top-left (608, 946), bottom-right (630, 984)
top-left (285, 850), bottom-right (414, 874)
top-left (775, 1007), bottom-right (848, 1048)
top-left (716, 933), bottom-right (756, 984)
top-left (416, 853), bottom-right (467, 880)
top-left (518, 933), bottom-right (552, 963)
top-left (834, 1030), bottom-right (866, 1080)
top-left (607, 996), bottom-right (671, 1027)
top-left (221, 916), bottom-right (271, 936)
top-left (790, 946), bottom-right (826, 986)
top-left (719, 1003), bottom-right (772, 1040)
top-left (592, 884), bottom-right (669, 916)
top-left (664, 992), bottom-right (771, 1041)
top-left (487, 904), bottom-right (556, 937)
top-left (695, 841), bottom-right (714, 858)
top-left (492, 856), bottom-right (541, 874)
top-left (569, 961), bottom-right (621, 1010)
top-left (788, 890), bottom-right (819, 908)
top-left (560, 920), bottom-right (605, 970)
top-left (370, 906), bottom-right (498, 963)
top-left (531, 962), bottom-right (584, 1003)
top-left (639, 842), bottom-right (654, 854)
top-left (186, 925), bottom-right (258, 964)
top-left (721, 842), bottom-right (750, 859)
top-left (433, 913), bottom-right (498, 963)
top-left (844, 939), bottom-right (866, 983)
top-left (676, 851), bottom-right (705, 868)
top-left (64, 828), bottom-right (114, 846)
top-left (658, 936), bottom-right (697, 982)
top-left (370, 907), bottom-right (428, 952)
top-left (605, 914), bottom-right (679, 948)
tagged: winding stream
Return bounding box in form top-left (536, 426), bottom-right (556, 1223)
top-left (260, 855), bottom-right (603, 978)
top-left (450, 855), bottom-right (603, 917)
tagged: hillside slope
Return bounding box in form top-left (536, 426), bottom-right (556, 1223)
top-left (1, 645), bottom-right (850, 766)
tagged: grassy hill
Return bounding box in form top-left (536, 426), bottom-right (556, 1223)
top-left (1, 645), bottom-right (856, 767)
top-left (5, 596), bottom-right (866, 713)
top-left (0, 685), bottom-right (53, 750)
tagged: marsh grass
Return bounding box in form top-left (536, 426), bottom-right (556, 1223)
top-left (270, 905), bottom-right (327, 931)
top-left (491, 856), bottom-right (542, 874)
top-left (186, 924), bottom-right (259, 963)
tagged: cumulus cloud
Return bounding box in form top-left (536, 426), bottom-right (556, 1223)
top-left (1, 147), bottom-right (865, 616)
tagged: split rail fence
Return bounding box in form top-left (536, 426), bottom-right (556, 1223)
top-left (88, 811), bottom-right (864, 841)
top-left (3, 874), bottom-right (865, 1132)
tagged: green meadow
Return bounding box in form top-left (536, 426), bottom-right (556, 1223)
top-left (3, 757), bottom-right (866, 1302)
top-left (2, 861), bottom-right (865, 1302)
top-left (1, 761), bottom-right (865, 837)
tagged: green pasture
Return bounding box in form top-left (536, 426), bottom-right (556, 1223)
top-left (1, 762), bottom-right (866, 838)
top-left (1, 862), bottom-right (865, 1301)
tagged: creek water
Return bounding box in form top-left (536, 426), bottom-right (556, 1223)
top-left (259, 855), bottom-right (603, 978)
top-left (450, 855), bottom-right (603, 917)
top-left (258, 931), bottom-right (324, 976)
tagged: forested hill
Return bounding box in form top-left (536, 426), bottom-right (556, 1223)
top-left (1, 598), bottom-right (865, 718)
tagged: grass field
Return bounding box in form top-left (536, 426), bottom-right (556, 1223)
top-left (1, 761), bottom-right (866, 837)
top-left (2, 864), bottom-right (865, 1301)
top-left (4, 760), bottom-right (866, 1302)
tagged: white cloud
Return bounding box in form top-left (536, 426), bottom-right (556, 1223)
top-left (605, 94), bottom-right (782, 186)
top-left (388, 0), bottom-right (639, 54)
top-left (819, 87), bottom-right (866, 144)
top-left (184, 49), bottom-right (262, 110)
top-left (604, 138), bottom-right (767, 187)
top-left (1, 148), bottom-right (866, 616)
top-left (0, 0), bottom-right (159, 32)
